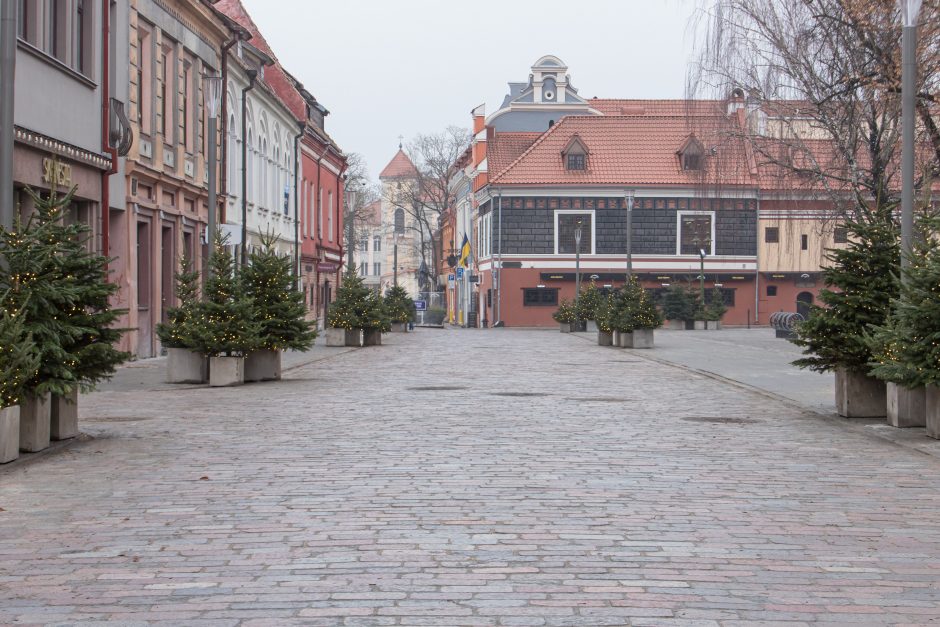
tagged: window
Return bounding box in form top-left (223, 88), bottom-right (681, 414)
top-left (764, 226), bottom-right (779, 243)
top-left (523, 288), bottom-right (559, 307)
top-left (767, 285), bottom-right (778, 297)
top-left (801, 234), bottom-right (808, 250)
top-left (182, 59), bottom-right (192, 153)
top-left (682, 152), bottom-right (701, 171)
top-left (359, 262), bottom-right (368, 276)
top-left (318, 188), bottom-right (324, 238)
top-left (136, 24), bottom-right (152, 133)
top-left (358, 239), bottom-right (368, 252)
top-left (373, 262), bottom-right (381, 276)
top-left (373, 235), bottom-right (381, 252)
top-left (556, 212), bottom-right (593, 254)
top-left (394, 208), bottom-right (405, 234)
top-left (328, 191), bottom-right (333, 241)
top-left (160, 42), bottom-right (175, 140)
top-left (566, 154), bottom-right (585, 170)
top-left (677, 212), bottom-right (714, 256)
top-left (834, 227), bottom-right (848, 244)
top-left (74, 0), bottom-right (85, 73)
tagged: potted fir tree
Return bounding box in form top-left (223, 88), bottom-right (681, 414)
top-left (661, 284), bottom-right (693, 330)
top-left (384, 285), bottom-right (415, 332)
top-left (0, 305), bottom-right (39, 463)
top-left (793, 208), bottom-right (898, 418)
top-left (577, 281), bottom-right (603, 333)
top-left (242, 238), bottom-right (318, 381)
top-left (705, 287), bottom-right (727, 330)
top-left (868, 216), bottom-right (936, 430)
top-left (156, 258), bottom-right (208, 383)
top-left (327, 273), bottom-right (371, 347)
top-left (611, 276), bottom-right (663, 348)
top-left (1, 184), bottom-right (128, 450)
top-left (189, 235), bottom-right (259, 387)
top-left (595, 294), bottom-right (614, 346)
top-left (553, 300), bottom-right (578, 332)
top-left (362, 291), bottom-right (391, 346)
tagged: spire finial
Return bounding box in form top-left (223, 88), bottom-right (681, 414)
top-left (398, 134), bottom-right (404, 150)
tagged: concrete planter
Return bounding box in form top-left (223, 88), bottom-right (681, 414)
top-left (209, 356), bottom-right (245, 387)
top-left (611, 330), bottom-right (621, 346)
top-left (363, 329), bottom-right (383, 346)
top-left (51, 389), bottom-right (79, 440)
top-left (705, 320), bottom-right (722, 330)
top-left (1, 405), bottom-right (19, 464)
top-left (244, 350), bottom-right (282, 382)
top-left (19, 393), bottom-right (51, 453)
top-left (834, 368), bottom-right (886, 418)
top-left (693, 320), bottom-right (707, 330)
top-left (586, 320), bottom-right (598, 333)
top-left (345, 329), bottom-right (363, 347)
top-left (166, 348), bottom-right (207, 384)
top-left (325, 327), bottom-right (346, 346)
top-left (619, 331), bottom-right (633, 348)
top-left (597, 330), bottom-right (613, 346)
top-left (666, 320), bottom-right (685, 330)
top-left (390, 322), bottom-right (409, 333)
top-left (631, 327), bottom-right (655, 349)
top-left (926, 385), bottom-right (940, 439)
top-left (559, 322), bottom-right (572, 333)
top-left (886, 383), bottom-right (926, 428)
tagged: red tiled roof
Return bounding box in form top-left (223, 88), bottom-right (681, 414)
top-left (380, 149), bottom-right (418, 179)
top-left (490, 115), bottom-right (754, 187)
top-left (589, 99), bottom-right (726, 117)
top-left (488, 132), bottom-right (541, 176)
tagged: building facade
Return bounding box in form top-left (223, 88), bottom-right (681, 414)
top-left (352, 199), bottom-right (384, 292)
top-left (378, 147), bottom-right (425, 299)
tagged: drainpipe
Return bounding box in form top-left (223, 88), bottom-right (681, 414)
top-left (240, 69), bottom-right (256, 266)
top-left (218, 33), bottom-right (239, 198)
top-left (293, 121), bottom-right (304, 280)
top-left (100, 0), bottom-right (116, 267)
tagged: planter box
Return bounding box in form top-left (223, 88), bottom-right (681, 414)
top-left (559, 322), bottom-right (572, 333)
top-left (245, 350), bottom-right (282, 382)
top-left (611, 330), bottom-right (621, 346)
top-left (834, 368), bottom-right (886, 418)
top-left (927, 385), bottom-right (940, 439)
top-left (390, 322), bottom-right (408, 333)
top-left (19, 393), bottom-right (51, 453)
top-left (166, 348), bottom-right (207, 383)
top-left (705, 320), bottom-right (722, 330)
top-left (586, 320), bottom-right (598, 333)
top-left (619, 331), bottom-right (633, 348)
top-left (631, 328), bottom-right (655, 349)
top-left (693, 320), bottom-right (706, 330)
top-left (209, 356), bottom-right (245, 387)
top-left (345, 329), bottom-right (363, 347)
top-left (51, 389), bottom-right (79, 440)
top-left (886, 383), bottom-right (926, 428)
top-left (1, 405), bottom-right (19, 464)
top-left (597, 330), bottom-right (613, 346)
top-left (325, 327), bottom-right (346, 346)
top-left (363, 329), bottom-right (383, 346)
top-left (666, 320), bottom-right (685, 330)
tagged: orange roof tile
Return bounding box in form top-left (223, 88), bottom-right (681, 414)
top-left (488, 133), bottom-right (542, 176)
top-left (589, 99), bottom-right (726, 117)
top-left (380, 149), bottom-right (418, 179)
top-left (490, 115), bottom-right (755, 187)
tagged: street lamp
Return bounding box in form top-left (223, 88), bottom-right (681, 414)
top-left (900, 0), bottom-right (921, 278)
top-left (203, 71), bottom-right (223, 271)
top-left (624, 190), bottom-right (635, 279)
top-left (344, 183), bottom-right (358, 273)
top-left (574, 217), bottom-right (583, 326)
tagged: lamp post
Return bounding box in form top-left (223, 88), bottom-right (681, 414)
top-left (574, 217), bottom-right (583, 325)
top-left (699, 248), bottom-right (707, 304)
top-left (0, 1), bottom-right (16, 232)
top-left (344, 183), bottom-right (358, 274)
top-left (624, 190), bottom-right (635, 279)
top-left (203, 72), bottom-right (223, 273)
top-left (900, 0), bottom-right (921, 279)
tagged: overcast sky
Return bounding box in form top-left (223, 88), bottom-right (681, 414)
top-left (241, 0), bottom-right (700, 181)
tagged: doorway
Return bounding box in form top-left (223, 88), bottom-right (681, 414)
top-left (161, 224), bottom-right (175, 327)
top-left (796, 291), bottom-right (814, 318)
top-left (136, 219), bottom-right (152, 358)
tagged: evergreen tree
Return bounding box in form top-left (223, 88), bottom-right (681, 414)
top-left (384, 285), bottom-right (416, 323)
top-left (242, 235), bottom-right (317, 351)
top-left (552, 299), bottom-right (578, 324)
top-left (327, 272), bottom-right (372, 330)
top-left (576, 280), bottom-right (603, 321)
top-left (0, 301), bottom-right (40, 409)
top-left (705, 287), bottom-right (728, 321)
top-left (868, 216), bottom-right (940, 387)
top-left (793, 207), bottom-right (899, 373)
top-left (156, 257), bottom-right (202, 349)
top-left (594, 294), bottom-right (615, 333)
top-left (0, 185), bottom-right (129, 396)
top-left (187, 234), bottom-right (259, 356)
top-left (661, 284), bottom-right (694, 322)
top-left (362, 290), bottom-right (391, 332)
top-left (610, 276), bottom-right (663, 332)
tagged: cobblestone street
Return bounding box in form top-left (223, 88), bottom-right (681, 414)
top-left (3, 329), bottom-right (940, 626)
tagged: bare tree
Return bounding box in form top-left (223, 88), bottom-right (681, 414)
top-left (687, 0), bottom-right (939, 221)
top-left (343, 152), bottom-right (381, 269)
top-left (383, 126), bottom-right (471, 290)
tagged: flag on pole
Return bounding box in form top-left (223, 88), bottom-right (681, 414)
top-left (458, 234), bottom-right (471, 268)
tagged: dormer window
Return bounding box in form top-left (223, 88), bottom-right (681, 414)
top-left (678, 135), bottom-right (705, 171)
top-left (562, 134), bottom-right (589, 171)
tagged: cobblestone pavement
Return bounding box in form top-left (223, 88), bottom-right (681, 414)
top-left (3, 329), bottom-right (940, 626)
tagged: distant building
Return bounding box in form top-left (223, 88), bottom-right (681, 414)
top-left (351, 200), bottom-right (383, 292)
top-left (378, 147), bottom-right (423, 299)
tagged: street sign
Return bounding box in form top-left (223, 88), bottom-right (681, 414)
top-left (468, 274), bottom-right (480, 283)
top-left (316, 261), bottom-right (338, 272)
top-left (456, 267), bottom-right (465, 279)
top-left (447, 274), bottom-right (455, 282)
top-left (415, 300), bottom-right (427, 311)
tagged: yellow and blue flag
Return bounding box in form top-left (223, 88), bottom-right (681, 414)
top-left (458, 234), bottom-right (471, 268)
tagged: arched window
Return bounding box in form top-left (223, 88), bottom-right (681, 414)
top-left (328, 191), bottom-right (333, 241)
top-left (228, 112), bottom-right (238, 197)
top-left (246, 128), bottom-right (253, 206)
top-left (273, 141), bottom-right (280, 213)
top-left (259, 136), bottom-right (267, 209)
top-left (284, 141), bottom-right (292, 215)
top-left (394, 208), bottom-right (405, 234)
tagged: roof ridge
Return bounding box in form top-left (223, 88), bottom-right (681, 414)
top-left (491, 118), bottom-right (570, 182)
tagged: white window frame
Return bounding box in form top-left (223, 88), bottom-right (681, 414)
top-left (328, 191), bottom-right (334, 241)
top-left (554, 209), bottom-right (596, 255)
top-left (676, 210), bottom-right (716, 256)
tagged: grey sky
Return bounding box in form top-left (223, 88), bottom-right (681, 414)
top-left (241, 0), bottom-right (699, 181)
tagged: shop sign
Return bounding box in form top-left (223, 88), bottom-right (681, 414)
top-left (42, 158), bottom-right (72, 188)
